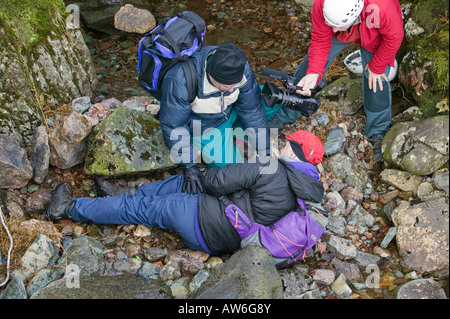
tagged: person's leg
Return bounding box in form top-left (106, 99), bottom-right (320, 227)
top-left (268, 37), bottom-right (350, 128)
top-left (71, 192), bottom-right (205, 251)
top-left (359, 47), bottom-right (392, 162)
top-left (135, 174), bottom-right (184, 197)
top-left (359, 47), bottom-right (392, 138)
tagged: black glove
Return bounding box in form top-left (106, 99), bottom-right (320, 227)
top-left (182, 165), bottom-right (205, 194)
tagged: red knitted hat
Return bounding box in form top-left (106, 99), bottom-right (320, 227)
top-left (286, 130), bottom-right (324, 165)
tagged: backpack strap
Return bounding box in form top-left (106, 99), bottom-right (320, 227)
top-left (181, 58), bottom-right (198, 104)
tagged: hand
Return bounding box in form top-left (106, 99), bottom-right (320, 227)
top-left (182, 165), bottom-right (205, 194)
top-left (365, 65), bottom-right (389, 93)
top-left (296, 73), bottom-right (320, 96)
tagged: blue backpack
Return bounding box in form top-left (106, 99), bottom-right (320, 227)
top-left (137, 11), bottom-right (206, 103)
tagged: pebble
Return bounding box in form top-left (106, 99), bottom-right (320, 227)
top-left (331, 274), bottom-right (352, 298)
top-left (380, 227), bottom-right (397, 248)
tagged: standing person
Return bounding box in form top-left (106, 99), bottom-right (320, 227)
top-left (45, 130), bottom-right (325, 257)
top-left (270, 0), bottom-right (404, 162)
top-left (159, 43), bottom-right (273, 195)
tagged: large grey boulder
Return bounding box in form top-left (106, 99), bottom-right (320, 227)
top-left (30, 273), bottom-right (172, 299)
top-left (392, 197), bottom-right (449, 277)
top-left (0, 134), bottom-right (33, 189)
top-left (194, 244), bottom-right (284, 299)
top-left (84, 107), bottom-right (176, 176)
top-left (0, 1), bottom-right (97, 147)
top-left (396, 279), bottom-right (447, 299)
top-left (382, 115), bottom-right (449, 175)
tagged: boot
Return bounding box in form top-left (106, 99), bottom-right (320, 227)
top-left (370, 133), bottom-right (385, 163)
top-left (45, 183), bottom-right (75, 222)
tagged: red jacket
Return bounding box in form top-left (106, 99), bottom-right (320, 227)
top-left (307, 0), bottom-right (404, 81)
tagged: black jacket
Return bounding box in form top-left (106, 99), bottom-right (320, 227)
top-left (197, 156), bottom-right (324, 255)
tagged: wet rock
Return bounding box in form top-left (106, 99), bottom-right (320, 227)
top-left (25, 188), bottom-right (52, 214)
top-left (327, 153), bottom-right (370, 190)
top-left (0, 277), bottom-right (27, 299)
top-left (71, 96), bottom-right (92, 114)
top-left (312, 269), bottom-right (335, 286)
top-left (327, 215), bottom-right (347, 237)
top-left (30, 126), bottom-right (50, 184)
top-left (324, 127), bottom-right (346, 156)
top-left (432, 171), bottom-right (449, 193)
top-left (382, 116), bottom-right (449, 176)
top-left (30, 273), bottom-right (172, 299)
top-left (396, 279), bottom-right (447, 299)
top-left (143, 247), bottom-right (168, 262)
top-left (194, 244), bottom-right (283, 299)
top-left (84, 108), bottom-right (176, 176)
top-left (354, 251), bottom-right (381, 270)
top-left (0, 134), bottom-right (33, 189)
top-left (331, 274), bottom-right (352, 298)
top-left (325, 191), bottom-right (346, 212)
top-left (340, 187), bottom-right (364, 204)
top-left (21, 234), bottom-right (59, 281)
top-left (347, 204), bottom-right (376, 228)
top-left (26, 267), bottom-right (65, 298)
top-left (380, 169), bottom-right (422, 193)
top-left (380, 227), bottom-right (397, 248)
top-left (159, 260), bottom-right (181, 282)
top-left (330, 258), bottom-right (361, 281)
top-left (48, 112), bottom-right (94, 169)
top-left (112, 257), bottom-right (142, 274)
top-left (280, 266), bottom-right (321, 299)
top-left (114, 4), bottom-right (156, 34)
top-left (164, 250), bottom-right (204, 277)
top-left (326, 235), bottom-right (357, 260)
top-left (57, 236), bottom-right (105, 276)
top-left (0, 189), bottom-right (26, 219)
top-left (137, 262), bottom-right (160, 279)
top-left (188, 269), bottom-right (211, 296)
top-left (392, 197), bottom-right (449, 276)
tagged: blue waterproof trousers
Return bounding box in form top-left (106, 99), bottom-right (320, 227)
top-left (275, 36), bottom-right (392, 138)
top-left (70, 175), bottom-right (211, 253)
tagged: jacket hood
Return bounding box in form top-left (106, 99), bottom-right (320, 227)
top-left (279, 157), bottom-right (324, 203)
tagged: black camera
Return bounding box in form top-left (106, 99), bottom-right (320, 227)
top-left (260, 68), bottom-right (326, 117)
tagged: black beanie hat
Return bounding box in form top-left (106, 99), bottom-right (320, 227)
top-left (207, 43), bottom-right (247, 85)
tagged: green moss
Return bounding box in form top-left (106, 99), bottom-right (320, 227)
top-left (0, 0), bottom-right (68, 54)
top-left (400, 0), bottom-right (450, 117)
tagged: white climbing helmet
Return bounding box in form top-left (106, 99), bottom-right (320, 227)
top-left (343, 50), bottom-right (399, 81)
top-left (323, 0), bottom-right (364, 28)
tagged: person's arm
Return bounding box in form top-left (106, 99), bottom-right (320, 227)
top-left (366, 4), bottom-right (404, 92)
top-left (159, 72), bottom-right (197, 166)
top-left (159, 72), bottom-right (205, 194)
top-left (233, 63), bottom-right (270, 156)
top-left (297, 0), bottom-right (333, 95)
top-left (305, 0), bottom-right (334, 82)
top-left (203, 159), bottom-right (269, 196)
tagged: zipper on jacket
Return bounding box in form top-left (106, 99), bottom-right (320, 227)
top-left (220, 92), bottom-right (228, 120)
top-left (233, 207), bottom-right (250, 228)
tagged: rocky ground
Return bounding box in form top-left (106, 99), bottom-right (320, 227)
top-left (1, 0), bottom-right (448, 300)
